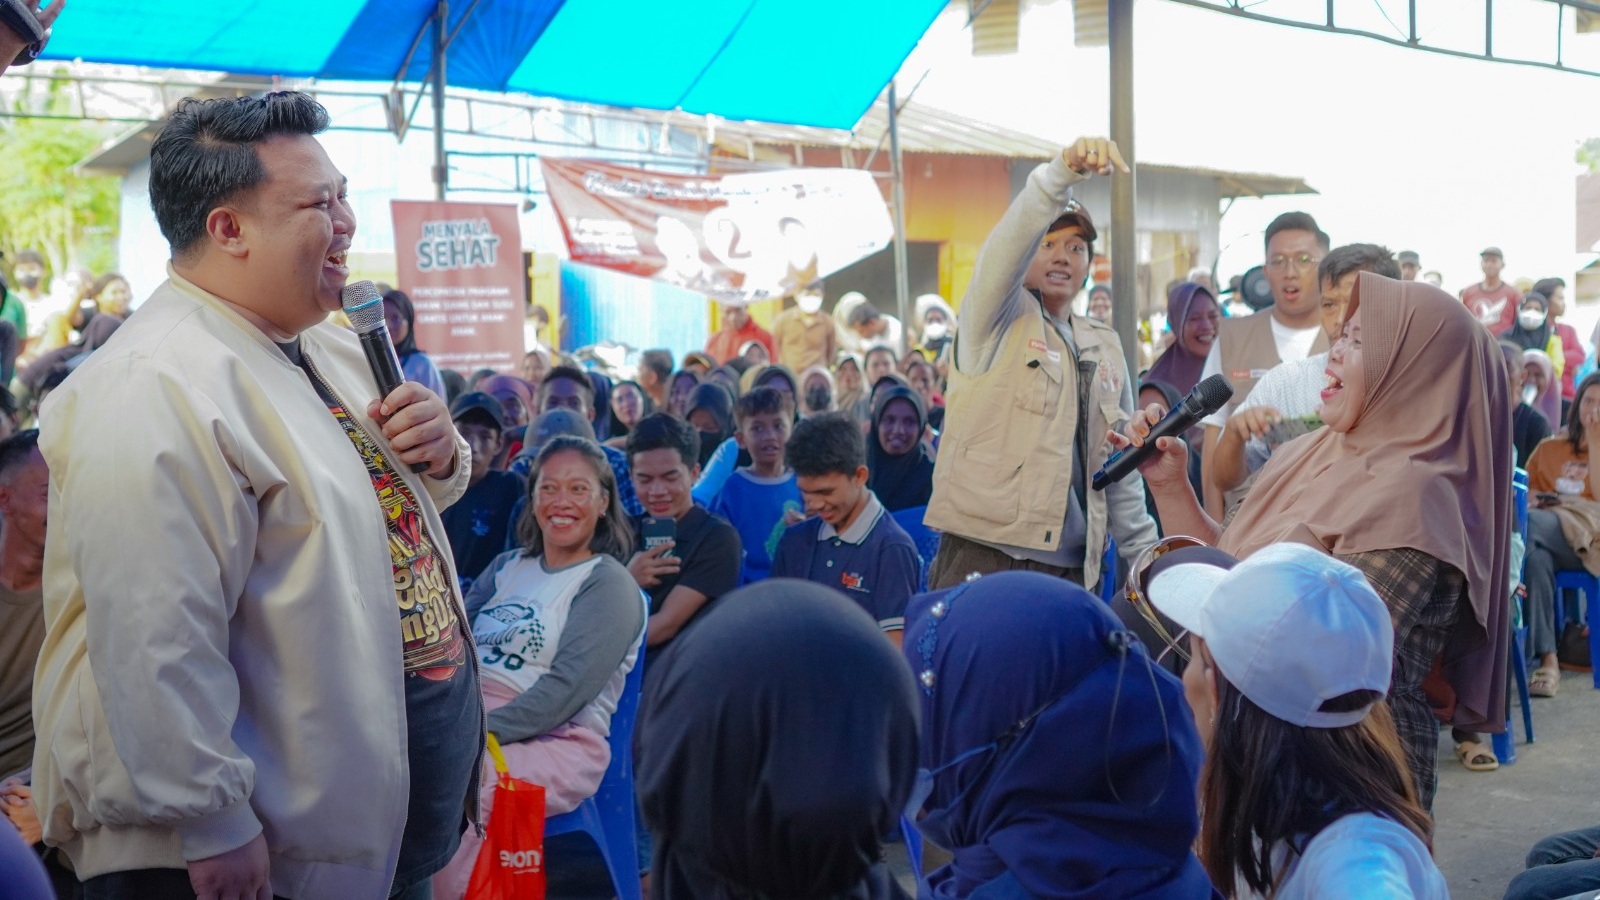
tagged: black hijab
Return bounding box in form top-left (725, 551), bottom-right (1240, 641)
top-left (587, 371), bottom-right (614, 441)
top-left (382, 289), bottom-right (421, 359)
top-left (685, 382), bottom-right (736, 468)
top-left (867, 387), bottom-right (934, 513)
top-left (1501, 291), bottom-right (1552, 352)
top-left (638, 580), bottom-right (919, 900)
top-left (609, 379), bottom-right (656, 441)
top-left (753, 364), bottom-right (801, 419)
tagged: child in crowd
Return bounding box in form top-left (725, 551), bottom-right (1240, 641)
top-left (771, 412), bottom-right (918, 646)
top-left (439, 392), bottom-right (525, 589)
top-left (710, 387), bottom-right (801, 584)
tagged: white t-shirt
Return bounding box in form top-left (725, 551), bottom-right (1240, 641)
top-left (1235, 351), bottom-right (1330, 471)
top-left (1261, 813), bottom-right (1448, 900)
top-left (1201, 316), bottom-right (1322, 429)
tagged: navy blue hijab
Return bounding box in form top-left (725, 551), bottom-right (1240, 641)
top-left (587, 371), bottom-right (614, 440)
top-left (903, 572), bottom-right (1217, 899)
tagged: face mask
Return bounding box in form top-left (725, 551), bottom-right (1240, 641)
top-left (804, 386), bottom-right (832, 412)
top-left (15, 274), bottom-right (39, 291)
top-left (923, 321), bottom-right (948, 340)
top-left (1523, 384), bottom-right (1539, 406)
top-left (796, 294), bottom-right (823, 314)
top-left (1519, 310), bottom-right (1548, 331)
top-left (903, 740), bottom-right (996, 827)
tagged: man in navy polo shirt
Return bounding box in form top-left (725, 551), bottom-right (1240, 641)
top-left (772, 412), bottom-right (918, 646)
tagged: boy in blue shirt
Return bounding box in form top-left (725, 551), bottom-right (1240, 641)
top-left (710, 386), bottom-right (801, 583)
top-left (771, 412), bottom-right (919, 646)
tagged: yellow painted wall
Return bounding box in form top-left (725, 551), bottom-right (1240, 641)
top-left (750, 149), bottom-right (1018, 313)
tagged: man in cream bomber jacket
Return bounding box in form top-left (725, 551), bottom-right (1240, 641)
top-left (32, 92), bottom-right (481, 900)
top-left (925, 137), bottom-right (1160, 592)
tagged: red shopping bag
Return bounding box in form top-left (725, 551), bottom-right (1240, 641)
top-left (467, 733), bottom-right (547, 900)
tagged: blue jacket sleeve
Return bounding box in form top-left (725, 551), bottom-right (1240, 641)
top-left (692, 437), bottom-right (739, 506)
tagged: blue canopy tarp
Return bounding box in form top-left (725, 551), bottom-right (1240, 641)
top-left (42, 0), bottom-right (944, 129)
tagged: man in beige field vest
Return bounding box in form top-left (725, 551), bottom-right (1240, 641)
top-left (1198, 211), bottom-right (1331, 519)
top-left (925, 137), bottom-right (1158, 593)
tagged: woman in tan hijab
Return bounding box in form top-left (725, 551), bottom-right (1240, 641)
top-left (1112, 272), bottom-right (1512, 813)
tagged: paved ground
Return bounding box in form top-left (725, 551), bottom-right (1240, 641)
top-left (550, 669), bottom-right (1600, 899)
top-left (1436, 667), bottom-right (1600, 899)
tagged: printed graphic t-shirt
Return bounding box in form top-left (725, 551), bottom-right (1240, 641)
top-left (280, 340), bottom-right (481, 890)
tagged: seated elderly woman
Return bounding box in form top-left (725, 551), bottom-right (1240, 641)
top-left (432, 436), bottom-right (646, 899)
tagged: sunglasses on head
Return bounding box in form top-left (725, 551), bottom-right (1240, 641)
top-left (1125, 535), bottom-right (1208, 665)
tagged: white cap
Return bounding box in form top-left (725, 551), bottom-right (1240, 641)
top-left (1147, 542), bottom-right (1392, 728)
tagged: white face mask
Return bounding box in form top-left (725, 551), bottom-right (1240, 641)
top-left (796, 294), bottom-right (823, 314)
top-left (1523, 384), bottom-right (1539, 406)
top-left (1519, 310), bottom-right (1548, 331)
top-left (923, 321), bottom-right (948, 340)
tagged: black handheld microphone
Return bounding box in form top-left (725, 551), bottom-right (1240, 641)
top-left (1092, 374), bottom-right (1234, 491)
top-left (342, 281), bottom-right (427, 473)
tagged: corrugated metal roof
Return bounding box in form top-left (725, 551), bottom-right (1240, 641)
top-left (684, 97), bottom-right (1316, 199)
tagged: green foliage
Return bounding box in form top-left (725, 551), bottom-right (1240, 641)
top-left (1580, 138), bottom-right (1600, 174)
top-left (0, 94), bottom-right (121, 277)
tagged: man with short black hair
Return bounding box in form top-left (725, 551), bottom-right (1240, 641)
top-left (772, 413), bottom-right (918, 645)
top-left (440, 392), bottom-right (526, 587)
top-left (1206, 244), bottom-right (1399, 502)
top-left (844, 302), bottom-right (905, 357)
top-left (1533, 276), bottom-right (1583, 408)
top-left (1461, 246), bottom-right (1522, 333)
top-left (1199, 211), bottom-right (1333, 518)
top-left (925, 137), bottom-right (1154, 593)
top-left (527, 365), bottom-right (643, 517)
top-left (624, 413), bottom-right (741, 649)
top-left (637, 349), bottom-right (674, 409)
top-left (34, 91), bottom-right (478, 899)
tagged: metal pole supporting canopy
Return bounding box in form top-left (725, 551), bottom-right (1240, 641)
top-left (1109, 0), bottom-right (1138, 376)
top-left (888, 80), bottom-right (914, 334)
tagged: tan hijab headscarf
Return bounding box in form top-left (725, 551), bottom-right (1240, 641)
top-left (1220, 272), bottom-right (1512, 732)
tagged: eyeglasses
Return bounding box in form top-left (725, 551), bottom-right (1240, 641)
top-left (1267, 253), bottom-right (1321, 273)
top-left (1124, 535), bottom-right (1208, 665)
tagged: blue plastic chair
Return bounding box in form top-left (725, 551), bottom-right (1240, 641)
top-left (543, 643), bottom-right (647, 900)
top-left (891, 505), bottom-right (941, 593)
top-left (1553, 569), bottom-right (1600, 689)
top-left (1495, 471), bottom-right (1535, 763)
